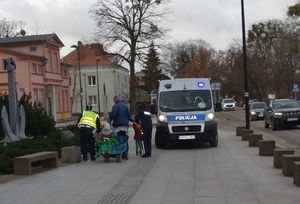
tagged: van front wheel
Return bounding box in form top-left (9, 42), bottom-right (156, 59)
top-left (210, 135), bottom-right (218, 147)
top-left (155, 133), bottom-right (164, 149)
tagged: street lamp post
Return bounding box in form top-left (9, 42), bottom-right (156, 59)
top-left (96, 59), bottom-right (101, 115)
top-left (71, 42), bottom-right (83, 113)
top-left (241, 0), bottom-right (250, 129)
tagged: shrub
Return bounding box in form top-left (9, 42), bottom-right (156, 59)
top-left (0, 128), bottom-right (80, 174)
top-left (0, 155), bottom-right (13, 174)
top-left (0, 93), bottom-right (56, 139)
top-left (19, 94), bottom-right (56, 137)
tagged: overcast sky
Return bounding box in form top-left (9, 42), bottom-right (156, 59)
top-left (0, 0), bottom-right (298, 57)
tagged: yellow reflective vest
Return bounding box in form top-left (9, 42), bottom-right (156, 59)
top-left (78, 111), bottom-right (99, 129)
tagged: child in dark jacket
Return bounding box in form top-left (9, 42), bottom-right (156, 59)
top-left (133, 120), bottom-right (143, 155)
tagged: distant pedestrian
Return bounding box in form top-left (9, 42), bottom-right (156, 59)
top-left (135, 103), bottom-right (153, 158)
top-left (133, 120), bottom-right (143, 156)
top-left (78, 104), bottom-right (100, 161)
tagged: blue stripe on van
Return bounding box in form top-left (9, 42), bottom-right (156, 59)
top-left (167, 114), bottom-right (205, 122)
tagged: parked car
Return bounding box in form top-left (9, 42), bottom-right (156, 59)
top-left (264, 99), bottom-right (300, 130)
top-left (296, 99), bottom-right (300, 106)
top-left (249, 102), bottom-right (267, 121)
top-left (221, 98), bottom-right (236, 111)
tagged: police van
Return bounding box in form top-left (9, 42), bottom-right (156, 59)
top-left (155, 78), bottom-right (218, 148)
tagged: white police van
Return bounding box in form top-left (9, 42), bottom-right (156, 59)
top-left (155, 78), bottom-right (218, 148)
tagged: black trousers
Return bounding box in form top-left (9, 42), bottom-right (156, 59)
top-left (142, 129), bottom-right (152, 156)
top-left (79, 127), bottom-right (95, 159)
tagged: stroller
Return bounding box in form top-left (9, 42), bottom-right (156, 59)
top-left (96, 124), bottom-right (128, 162)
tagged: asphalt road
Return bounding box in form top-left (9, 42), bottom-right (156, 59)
top-left (217, 107), bottom-right (300, 150)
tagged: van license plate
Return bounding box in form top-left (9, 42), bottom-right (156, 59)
top-left (287, 118), bottom-right (298, 121)
top-left (179, 135), bottom-right (195, 140)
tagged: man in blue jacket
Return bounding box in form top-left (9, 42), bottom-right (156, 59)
top-left (109, 95), bottom-right (132, 159)
top-left (110, 95), bottom-right (132, 128)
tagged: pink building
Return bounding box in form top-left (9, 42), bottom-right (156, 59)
top-left (0, 33), bottom-right (71, 121)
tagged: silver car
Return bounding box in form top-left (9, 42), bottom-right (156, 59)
top-left (250, 102), bottom-right (266, 121)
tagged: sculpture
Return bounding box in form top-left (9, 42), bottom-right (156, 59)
top-left (0, 58), bottom-right (28, 143)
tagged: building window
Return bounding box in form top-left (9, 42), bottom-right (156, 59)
top-left (29, 46), bottom-right (37, 52)
top-left (39, 89), bottom-right (44, 104)
top-left (57, 88), bottom-right (61, 112)
top-left (62, 70), bottom-right (68, 78)
top-left (37, 64), bottom-right (43, 74)
top-left (33, 89), bottom-right (38, 103)
top-left (32, 63), bottom-right (37, 74)
top-left (64, 90), bottom-right (69, 111)
top-left (88, 95), bottom-right (97, 105)
top-left (2, 58), bottom-right (17, 70)
top-left (48, 50), bottom-right (53, 72)
top-left (88, 76), bottom-right (96, 86)
top-left (53, 52), bottom-right (58, 73)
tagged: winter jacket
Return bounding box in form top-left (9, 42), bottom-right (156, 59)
top-left (135, 110), bottom-right (152, 131)
top-left (109, 101), bottom-right (132, 127)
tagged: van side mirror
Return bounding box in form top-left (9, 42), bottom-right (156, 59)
top-left (150, 104), bottom-right (157, 115)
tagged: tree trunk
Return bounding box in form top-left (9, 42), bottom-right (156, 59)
top-left (249, 77), bottom-right (262, 100)
top-left (129, 59), bottom-right (136, 114)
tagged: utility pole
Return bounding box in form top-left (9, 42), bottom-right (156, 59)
top-left (241, 0), bottom-right (250, 129)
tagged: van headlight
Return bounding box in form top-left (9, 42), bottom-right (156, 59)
top-left (274, 112), bottom-right (282, 118)
top-left (158, 115), bottom-right (168, 123)
top-left (205, 112), bottom-right (215, 121)
top-left (251, 111), bottom-right (256, 115)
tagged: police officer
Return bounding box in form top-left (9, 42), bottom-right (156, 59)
top-left (135, 103), bottom-right (153, 158)
top-left (78, 104), bottom-right (100, 161)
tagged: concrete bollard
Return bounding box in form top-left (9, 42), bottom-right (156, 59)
top-left (61, 146), bottom-right (81, 163)
top-left (249, 134), bottom-right (263, 147)
top-left (282, 155), bottom-right (300, 177)
top-left (273, 149), bottom-right (295, 169)
top-left (293, 161), bottom-right (300, 187)
top-left (241, 129), bottom-right (253, 141)
top-left (259, 140), bottom-right (275, 156)
top-left (236, 126), bottom-right (246, 136)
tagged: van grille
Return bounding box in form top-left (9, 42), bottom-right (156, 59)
top-left (172, 125), bottom-right (201, 133)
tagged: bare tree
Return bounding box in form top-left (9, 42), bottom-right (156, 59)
top-left (90, 0), bottom-right (169, 113)
top-left (0, 18), bottom-right (26, 38)
top-left (29, 22), bottom-right (44, 35)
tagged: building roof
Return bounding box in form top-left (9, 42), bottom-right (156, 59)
top-left (0, 33), bottom-right (64, 47)
top-left (63, 42), bottom-right (120, 68)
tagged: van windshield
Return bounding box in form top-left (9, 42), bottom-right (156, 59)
top-left (159, 90), bottom-right (212, 112)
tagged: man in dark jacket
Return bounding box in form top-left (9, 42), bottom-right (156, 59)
top-left (135, 103), bottom-right (153, 158)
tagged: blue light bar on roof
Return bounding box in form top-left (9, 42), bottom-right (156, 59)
top-left (198, 82), bottom-right (205, 88)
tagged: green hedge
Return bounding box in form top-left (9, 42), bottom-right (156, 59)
top-left (0, 125), bottom-right (80, 174)
top-left (0, 93), bottom-right (56, 140)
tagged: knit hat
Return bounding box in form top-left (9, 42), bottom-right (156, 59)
top-left (101, 122), bottom-right (112, 135)
top-left (113, 95), bottom-right (121, 102)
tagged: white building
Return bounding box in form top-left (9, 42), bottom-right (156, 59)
top-left (63, 42), bottom-right (130, 118)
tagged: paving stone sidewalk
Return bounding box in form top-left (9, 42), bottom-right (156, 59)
top-left (129, 122), bottom-right (300, 204)
top-left (1, 120), bottom-right (300, 204)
